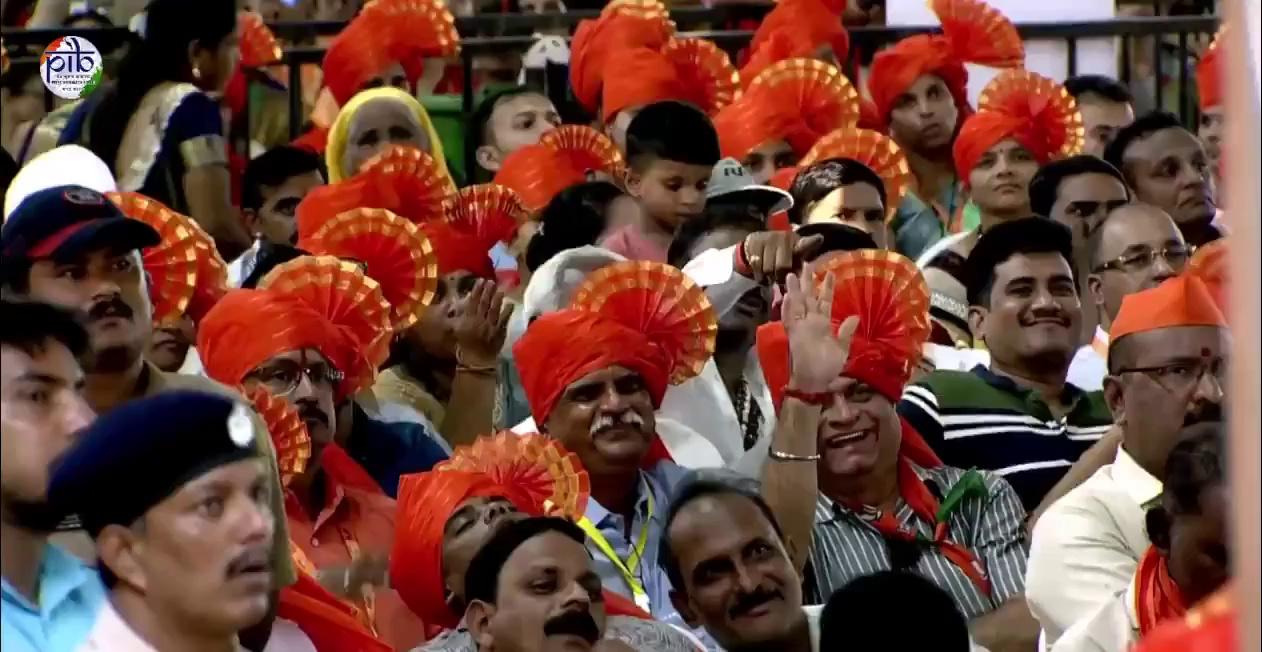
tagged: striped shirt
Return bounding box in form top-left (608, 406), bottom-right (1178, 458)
top-left (898, 365), bottom-right (1113, 512)
top-left (806, 464), bottom-right (1028, 620)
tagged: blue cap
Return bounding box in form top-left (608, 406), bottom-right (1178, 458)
top-left (1, 185), bottom-right (160, 261)
top-left (47, 390), bottom-right (259, 536)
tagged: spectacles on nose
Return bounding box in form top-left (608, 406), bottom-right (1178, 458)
top-left (247, 359), bottom-right (344, 396)
top-left (1094, 245), bottom-right (1190, 274)
top-left (1116, 358), bottom-right (1227, 395)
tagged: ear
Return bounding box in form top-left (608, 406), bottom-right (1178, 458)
top-left (241, 208), bottom-right (260, 234)
top-left (625, 169), bottom-right (644, 199)
top-left (97, 523), bottom-right (147, 592)
top-left (475, 145), bottom-right (502, 172)
top-left (1102, 374), bottom-right (1127, 425)
top-left (669, 590), bottom-right (702, 629)
top-left (967, 305), bottom-right (988, 346)
top-left (1087, 274), bottom-right (1105, 308)
top-left (465, 599), bottom-right (496, 648)
top-left (1145, 506), bottom-right (1172, 552)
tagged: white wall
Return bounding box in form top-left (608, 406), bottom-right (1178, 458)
top-left (885, 0), bottom-right (1118, 103)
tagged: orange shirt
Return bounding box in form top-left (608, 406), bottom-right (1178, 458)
top-left (286, 475), bottom-right (427, 651)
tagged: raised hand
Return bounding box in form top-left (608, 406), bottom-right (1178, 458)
top-left (739, 231), bottom-right (825, 283)
top-left (782, 265), bottom-right (859, 393)
top-left (454, 279), bottom-right (513, 367)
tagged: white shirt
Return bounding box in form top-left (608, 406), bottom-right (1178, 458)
top-left (1067, 328), bottom-right (1109, 392)
top-left (1050, 582), bottom-right (1139, 652)
top-left (1026, 447), bottom-right (1162, 645)
top-left (77, 600), bottom-right (248, 652)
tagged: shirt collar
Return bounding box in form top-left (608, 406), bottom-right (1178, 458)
top-left (1113, 447), bottom-right (1164, 508)
top-left (972, 364), bottom-right (1086, 405)
top-left (815, 463), bottom-right (933, 525)
top-left (584, 472), bottom-right (655, 528)
top-left (0, 544), bottom-right (99, 612)
top-left (286, 471), bottom-right (352, 535)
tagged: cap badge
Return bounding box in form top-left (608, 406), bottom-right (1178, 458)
top-left (227, 403), bottom-right (254, 448)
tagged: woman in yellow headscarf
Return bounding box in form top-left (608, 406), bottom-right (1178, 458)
top-left (325, 87), bottom-right (448, 182)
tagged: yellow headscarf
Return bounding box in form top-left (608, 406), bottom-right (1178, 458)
top-left (325, 87), bottom-right (448, 182)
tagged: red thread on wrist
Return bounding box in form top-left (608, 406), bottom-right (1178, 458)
top-left (734, 239), bottom-right (752, 277)
top-left (783, 387), bottom-right (833, 407)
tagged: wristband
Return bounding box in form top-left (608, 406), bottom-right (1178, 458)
top-left (783, 387), bottom-right (833, 407)
top-left (734, 238), bottom-right (753, 277)
top-left (769, 449), bottom-right (822, 462)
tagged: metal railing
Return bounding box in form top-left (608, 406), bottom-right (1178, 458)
top-left (2, 12), bottom-right (1219, 181)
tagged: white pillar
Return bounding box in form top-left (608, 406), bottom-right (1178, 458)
top-left (884, 0), bottom-right (1118, 102)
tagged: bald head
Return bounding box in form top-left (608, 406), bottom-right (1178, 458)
top-left (1087, 204), bottom-right (1189, 325)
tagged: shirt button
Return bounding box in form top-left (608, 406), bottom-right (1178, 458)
top-left (311, 538), bottom-right (319, 547)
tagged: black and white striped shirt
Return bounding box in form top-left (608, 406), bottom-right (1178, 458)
top-left (806, 464), bottom-right (1028, 620)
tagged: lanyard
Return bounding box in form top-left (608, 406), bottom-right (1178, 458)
top-left (577, 491), bottom-right (655, 612)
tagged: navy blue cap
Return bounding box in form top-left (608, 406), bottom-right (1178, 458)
top-left (47, 390), bottom-right (259, 536)
top-left (1, 185), bottom-right (160, 261)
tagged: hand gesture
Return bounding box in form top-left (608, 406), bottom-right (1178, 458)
top-left (782, 265), bottom-right (859, 393)
top-left (740, 232), bottom-right (825, 283)
top-left (454, 279), bottom-right (512, 367)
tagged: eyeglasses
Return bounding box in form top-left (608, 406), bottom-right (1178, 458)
top-left (247, 359), bottom-right (344, 396)
top-left (1094, 245), bottom-right (1190, 274)
top-left (1116, 358), bottom-right (1227, 395)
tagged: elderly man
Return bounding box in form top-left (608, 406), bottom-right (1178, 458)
top-left (1103, 111), bottom-right (1220, 247)
top-left (45, 391), bottom-right (273, 651)
top-left (758, 251), bottom-right (1035, 652)
top-left (0, 185), bottom-right (295, 623)
top-left (198, 260), bottom-right (439, 650)
top-left (0, 300), bottom-right (99, 652)
top-left (1027, 273), bottom-right (1227, 645)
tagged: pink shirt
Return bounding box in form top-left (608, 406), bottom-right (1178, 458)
top-left (599, 225), bottom-right (669, 262)
top-left (77, 600), bottom-right (247, 651)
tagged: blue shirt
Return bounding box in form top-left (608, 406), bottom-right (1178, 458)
top-left (1, 544), bottom-right (107, 652)
top-left (347, 403), bottom-right (449, 498)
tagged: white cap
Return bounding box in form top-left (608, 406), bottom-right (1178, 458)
top-left (4, 145), bottom-right (117, 222)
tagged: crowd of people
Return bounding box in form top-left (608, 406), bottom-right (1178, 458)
top-left (0, 0), bottom-right (1241, 650)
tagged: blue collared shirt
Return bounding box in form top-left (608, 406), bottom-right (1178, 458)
top-left (1, 544), bottom-right (107, 652)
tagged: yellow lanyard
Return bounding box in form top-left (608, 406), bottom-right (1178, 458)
top-left (577, 491), bottom-right (655, 612)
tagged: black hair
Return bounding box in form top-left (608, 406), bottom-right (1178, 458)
top-left (0, 298), bottom-right (89, 359)
top-left (797, 223), bottom-right (879, 261)
top-left (625, 101), bottom-right (720, 172)
top-left (82, 0), bottom-right (237, 177)
top-left (0, 148), bottom-right (17, 200)
top-left (1064, 74), bottom-right (1134, 105)
top-left (963, 217), bottom-right (1074, 307)
top-left (0, 60), bottom-right (40, 94)
top-left (471, 86), bottom-right (546, 153)
top-left (240, 243), bottom-right (310, 289)
top-left (1146, 422), bottom-right (1225, 546)
top-left (241, 146), bottom-right (326, 213)
top-left (820, 571), bottom-right (970, 652)
top-left (524, 181), bottom-right (624, 272)
top-left (1103, 110), bottom-right (1185, 178)
top-left (464, 516), bottom-right (587, 605)
top-left (666, 203), bottom-right (766, 268)
top-left (1028, 155), bottom-right (1129, 218)
top-left (659, 470), bottom-right (785, 592)
top-left (787, 158), bottom-right (887, 225)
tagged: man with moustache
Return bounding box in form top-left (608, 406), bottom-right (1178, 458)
top-left (900, 219), bottom-right (1114, 514)
top-left (0, 300), bottom-right (99, 652)
top-left (45, 391), bottom-right (275, 651)
top-left (0, 186), bottom-right (295, 615)
top-left (1027, 273), bottom-right (1227, 645)
top-left (660, 472), bottom-right (818, 652)
top-left (757, 251), bottom-right (1034, 652)
top-left (463, 517), bottom-right (633, 652)
top-left (1104, 111), bottom-right (1221, 248)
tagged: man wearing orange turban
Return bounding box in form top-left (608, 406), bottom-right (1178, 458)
top-left (1195, 31), bottom-right (1224, 191)
top-left (1027, 272), bottom-right (1228, 644)
top-left (740, 0), bottom-right (849, 86)
top-left (866, 0), bottom-right (1024, 260)
top-left (755, 251), bottom-right (1035, 652)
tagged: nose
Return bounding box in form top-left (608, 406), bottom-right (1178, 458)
top-left (559, 580), bottom-right (593, 611)
top-left (482, 500), bottom-right (514, 525)
top-left (597, 384), bottom-right (632, 412)
top-left (734, 563), bottom-right (760, 593)
top-left (235, 495), bottom-right (274, 544)
top-left (824, 394), bottom-right (859, 427)
top-left (1192, 366), bottom-right (1225, 404)
top-left (292, 372), bottom-right (317, 400)
top-left (1150, 253), bottom-right (1178, 281)
top-left (90, 279), bottom-right (123, 303)
top-left (916, 97), bottom-right (936, 118)
top-left (62, 395), bottom-right (95, 438)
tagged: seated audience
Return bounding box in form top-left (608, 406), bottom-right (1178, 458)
top-left (472, 87), bottom-right (562, 176)
top-left (821, 572), bottom-right (973, 652)
top-left (239, 146), bottom-right (327, 251)
top-left (325, 87), bottom-right (448, 182)
top-left (786, 157), bottom-right (892, 249)
top-left (1064, 75), bottom-right (1136, 158)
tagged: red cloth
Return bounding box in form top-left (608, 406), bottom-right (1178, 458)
top-left (570, 15), bottom-right (673, 115)
top-left (713, 95), bottom-right (799, 161)
top-left (1133, 586), bottom-right (1236, 652)
top-left (951, 109), bottom-right (1036, 183)
top-left (292, 127), bottom-right (330, 155)
top-left (278, 572), bottom-right (392, 651)
top-left (322, 21), bottom-right (393, 106)
top-left (1135, 546), bottom-right (1189, 637)
top-left (419, 221), bottom-right (497, 280)
top-left (197, 290), bottom-right (366, 400)
top-left (512, 310), bottom-right (672, 428)
top-left (602, 47), bottom-right (689, 120)
top-left (741, 0), bottom-right (850, 85)
top-left (493, 144), bottom-right (588, 212)
top-left (1197, 42), bottom-right (1222, 111)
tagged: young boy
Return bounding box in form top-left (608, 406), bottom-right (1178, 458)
top-left (601, 100), bottom-right (720, 262)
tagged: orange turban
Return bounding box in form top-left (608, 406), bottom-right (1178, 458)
top-left (1196, 31), bottom-right (1223, 111)
top-left (419, 222), bottom-right (496, 280)
top-left (867, 0), bottom-right (1023, 128)
top-left (570, 14), bottom-right (674, 115)
top-left (322, 0), bottom-right (459, 107)
top-left (512, 261), bottom-right (715, 427)
top-left (755, 250), bottom-right (941, 467)
top-left (740, 0), bottom-right (850, 85)
top-left (1110, 274), bottom-right (1226, 344)
top-left (322, 21), bottom-right (393, 107)
top-left (495, 126), bottom-right (626, 212)
top-left (391, 470), bottom-right (516, 630)
top-left (601, 39), bottom-right (739, 120)
top-left (197, 289), bottom-right (365, 399)
top-left (423, 184), bottom-right (528, 279)
top-left (715, 59), bottom-right (860, 160)
top-left (953, 70), bottom-right (1084, 184)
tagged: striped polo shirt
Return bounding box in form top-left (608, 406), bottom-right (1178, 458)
top-left (805, 464), bottom-right (1028, 619)
top-left (897, 365), bottom-right (1113, 512)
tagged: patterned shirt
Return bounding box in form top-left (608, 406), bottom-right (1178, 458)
top-left (898, 365), bottom-right (1114, 512)
top-left (806, 464), bottom-right (1028, 620)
